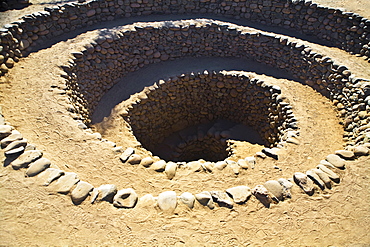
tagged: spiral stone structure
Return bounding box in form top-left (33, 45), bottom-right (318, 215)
top-left (1, 0), bottom-right (370, 245)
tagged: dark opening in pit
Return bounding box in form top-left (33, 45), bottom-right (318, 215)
top-left (151, 119), bottom-right (264, 162)
top-left (124, 71), bottom-right (295, 163)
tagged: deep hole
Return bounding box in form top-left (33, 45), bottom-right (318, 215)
top-left (123, 71), bottom-right (293, 163)
top-left (150, 119), bottom-right (264, 162)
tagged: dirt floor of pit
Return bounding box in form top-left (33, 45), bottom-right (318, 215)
top-left (0, 0), bottom-right (370, 246)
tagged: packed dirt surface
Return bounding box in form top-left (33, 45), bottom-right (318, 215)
top-left (0, 0), bottom-right (370, 246)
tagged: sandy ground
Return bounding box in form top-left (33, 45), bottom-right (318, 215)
top-left (0, 0), bottom-right (370, 246)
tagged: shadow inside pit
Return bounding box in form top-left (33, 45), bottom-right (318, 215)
top-left (91, 56), bottom-right (299, 123)
top-left (0, 1), bottom-right (31, 12)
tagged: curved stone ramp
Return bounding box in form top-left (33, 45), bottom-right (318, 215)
top-left (0, 0), bottom-right (368, 247)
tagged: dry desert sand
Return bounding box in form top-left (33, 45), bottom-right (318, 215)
top-left (0, 0), bottom-right (370, 246)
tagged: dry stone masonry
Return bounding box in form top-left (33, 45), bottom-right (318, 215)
top-left (0, 0), bottom-right (370, 77)
top-left (0, 0), bottom-right (370, 212)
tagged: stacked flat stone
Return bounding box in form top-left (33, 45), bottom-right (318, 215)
top-left (123, 71), bottom-right (296, 162)
top-left (1, 0), bottom-right (370, 77)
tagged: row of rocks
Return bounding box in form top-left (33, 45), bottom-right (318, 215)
top-left (2, 123), bottom-right (370, 210)
top-left (1, 0), bottom-right (369, 76)
top-left (121, 71), bottom-right (297, 161)
top-left (120, 146), bottom-right (259, 179)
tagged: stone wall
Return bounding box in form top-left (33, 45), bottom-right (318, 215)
top-left (124, 70), bottom-right (296, 160)
top-left (61, 19), bottom-right (369, 146)
top-left (0, 0), bottom-right (370, 76)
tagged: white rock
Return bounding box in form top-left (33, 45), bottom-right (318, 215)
top-left (293, 172), bottom-right (315, 195)
top-left (180, 192), bottom-right (195, 208)
top-left (140, 157), bottom-right (154, 167)
top-left (306, 169), bottom-right (325, 190)
top-left (214, 161), bottom-right (227, 170)
top-left (127, 154), bottom-right (142, 165)
top-left (151, 160), bottom-right (167, 172)
top-left (91, 184), bottom-right (118, 203)
top-left (252, 185), bottom-right (271, 208)
top-left (71, 181), bottom-right (94, 204)
top-left (113, 188), bottom-right (138, 208)
top-left (157, 191), bottom-right (177, 212)
top-left (264, 180), bottom-right (284, 201)
top-left (210, 191), bottom-right (233, 208)
top-left (53, 172), bottom-right (80, 194)
top-left (226, 186), bottom-right (251, 204)
top-left (165, 162), bottom-right (177, 179)
top-left (312, 169), bottom-right (332, 189)
top-left (317, 164), bottom-right (340, 183)
top-left (237, 159), bottom-right (249, 169)
top-left (26, 157), bottom-right (51, 177)
top-left (11, 150), bottom-right (42, 170)
top-left (119, 147), bottom-right (135, 162)
top-left (195, 191), bottom-right (214, 209)
top-left (37, 168), bottom-right (64, 186)
top-left (326, 154), bottom-right (346, 169)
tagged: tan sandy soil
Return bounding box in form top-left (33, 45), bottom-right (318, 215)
top-left (0, 0), bottom-right (370, 246)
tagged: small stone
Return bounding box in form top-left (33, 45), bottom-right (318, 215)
top-left (11, 150), bottom-right (42, 170)
top-left (264, 180), bottom-right (284, 201)
top-left (3, 139), bottom-right (27, 154)
top-left (140, 157), bottom-right (154, 167)
top-left (53, 172), bottom-right (80, 194)
top-left (325, 154), bottom-right (346, 169)
top-left (277, 178), bottom-right (293, 198)
top-left (19, 39), bottom-right (30, 50)
top-left (256, 152), bottom-right (266, 159)
top-left (237, 159), bottom-right (249, 169)
top-left (214, 161), bottom-right (227, 170)
top-left (38, 168), bottom-right (64, 186)
top-left (210, 191), bottom-right (233, 208)
top-left (293, 172), bottom-right (315, 195)
top-left (71, 181), bottom-right (94, 204)
top-left (119, 147), bottom-right (135, 163)
top-left (195, 191), bottom-right (214, 209)
top-left (77, 122), bottom-right (87, 129)
top-left (127, 154), bottom-right (142, 165)
top-left (262, 148), bottom-right (279, 160)
top-left (1, 130), bottom-right (22, 148)
top-left (245, 156), bottom-right (256, 168)
top-left (157, 191), bottom-right (177, 212)
top-left (353, 145), bottom-right (369, 156)
top-left (5, 146), bottom-right (25, 156)
top-left (229, 162), bottom-right (240, 175)
top-left (334, 150), bottom-right (355, 160)
top-left (180, 192), bottom-right (195, 208)
top-left (317, 164), bottom-right (340, 183)
top-left (165, 162), bottom-right (177, 179)
top-left (25, 157), bottom-right (51, 177)
top-left (113, 188), bottom-right (138, 208)
top-left (203, 162), bottom-right (214, 172)
top-left (319, 159), bottom-right (336, 169)
top-left (95, 184), bottom-right (118, 203)
top-left (0, 125), bottom-right (13, 139)
top-left (306, 170), bottom-right (325, 190)
top-left (136, 194), bottom-right (156, 208)
top-left (226, 186), bottom-right (251, 204)
top-left (151, 160), bottom-right (166, 172)
top-left (312, 169), bottom-right (332, 189)
top-left (86, 9), bottom-right (96, 17)
top-left (186, 161), bottom-right (203, 172)
top-left (252, 185), bottom-right (271, 208)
